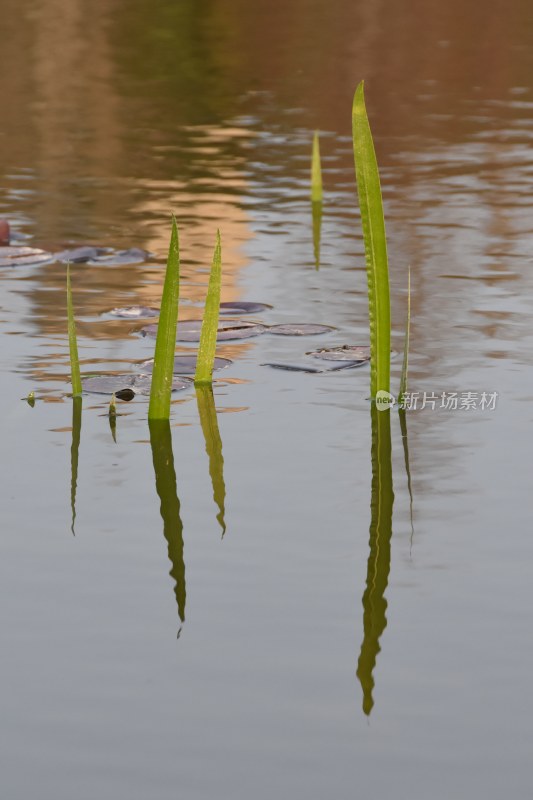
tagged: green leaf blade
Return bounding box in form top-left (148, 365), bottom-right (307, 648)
top-left (148, 217), bottom-right (180, 420)
top-left (194, 231), bottom-right (222, 386)
top-left (352, 82), bottom-right (391, 398)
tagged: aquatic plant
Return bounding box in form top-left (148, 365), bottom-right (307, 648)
top-left (67, 264), bottom-right (82, 397)
top-left (352, 82), bottom-right (391, 399)
top-left (311, 131), bottom-right (323, 203)
top-left (148, 217), bottom-right (180, 420)
top-left (194, 231), bottom-right (222, 385)
top-left (311, 131), bottom-right (323, 269)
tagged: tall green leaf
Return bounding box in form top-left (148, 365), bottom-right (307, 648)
top-left (352, 81), bottom-right (391, 397)
top-left (148, 217), bottom-right (180, 420)
top-left (194, 230), bottom-right (222, 385)
top-left (311, 130), bottom-right (323, 203)
top-left (66, 264), bottom-right (82, 397)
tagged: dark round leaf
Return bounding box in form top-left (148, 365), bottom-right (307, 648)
top-left (267, 323), bottom-right (335, 336)
top-left (138, 355), bottom-right (232, 375)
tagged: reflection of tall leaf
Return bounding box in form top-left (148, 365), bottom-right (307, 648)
top-left (352, 82), bottom-right (391, 398)
top-left (149, 420), bottom-right (186, 623)
top-left (196, 385), bottom-right (226, 537)
top-left (399, 409), bottom-right (415, 549)
top-left (311, 200), bottom-right (322, 270)
top-left (357, 406), bottom-right (394, 715)
top-left (70, 396), bottom-right (82, 536)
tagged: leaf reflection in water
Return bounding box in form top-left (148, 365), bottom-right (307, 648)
top-left (356, 405), bottom-right (394, 716)
top-left (149, 420), bottom-right (186, 625)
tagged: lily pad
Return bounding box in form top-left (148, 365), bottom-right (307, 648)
top-left (141, 319), bottom-right (266, 342)
top-left (81, 374), bottom-right (191, 396)
top-left (138, 355), bottom-right (232, 375)
top-left (54, 246), bottom-right (112, 263)
top-left (0, 246), bottom-right (54, 267)
top-left (307, 345), bottom-right (371, 362)
top-left (267, 323), bottom-right (335, 336)
top-left (54, 247), bottom-right (151, 265)
top-left (108, 306), bottom-right (160, 318)
top-left (219, 301), bottom-right (272, 315)
top-left (262, 360), bottom-right (367, 373)
top-left (87, 248), bottom-right (152, 265)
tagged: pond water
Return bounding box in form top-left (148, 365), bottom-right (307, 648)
top-left (1, 1), bottom-right (533, 798)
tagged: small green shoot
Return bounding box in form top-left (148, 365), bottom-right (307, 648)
top-left (67, 263), bottom-right (82, 397)
top-left (194, 231), bottom-right (222, 386)
top-left (311, 131), bottom-right (323, 269)
top-left (352, 82), bottom-right (391, 398)
top-left (148, 217), bottom-right (180, 420)
top-left (311, 130), bottom-right (323, 203)
top-left (398, 266), bottom-right (411, 407)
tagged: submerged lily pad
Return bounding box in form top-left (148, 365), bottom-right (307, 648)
top-left (219, 301), bottom-right (273, 315)
top-left (108, 306), bottom-right (160, 318)
top-left (0, 246), bottom-right (54, 267)
top-left (138, 354), bottom-right (232, 375)
top-left (81, 374), bottom-right (191, 396)
top-left (141, 319), bottom-right (266, 342)
top-left (307, 345), bottom-right (371, 361)
top-left (267, 323), bottom-right (335, 336)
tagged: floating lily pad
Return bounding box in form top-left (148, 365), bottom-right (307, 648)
top-left (54, 246), bottom-right (151, 265)
top-left (267, 323), bottom-right (335, 336)
top-left (54, 246), bottom-right (112, 263)
top-left (219, 301), bottom-right (272, 315)
top-left (138, 355), bottom-right (232, 375)
top-left (307, 345), bottom-right (371, 361)
top-left (108, 306), bottom-right (160, 318)
top-left (262, 360), bottom-right (367, 373)
top-left (141, 319), bottom-right (266, 342)
top-left (87, 248), bottom-right (152, 265)
top-left (81, 374), bottom-right (191, 396)
top-left (0, 246), bottom-right (54, 267)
